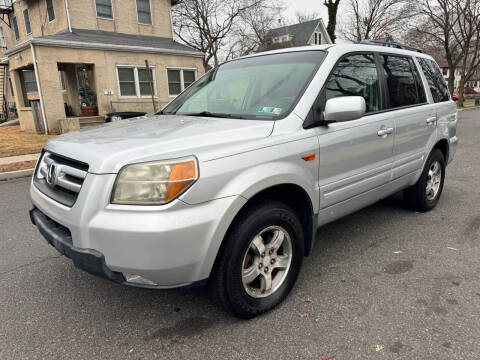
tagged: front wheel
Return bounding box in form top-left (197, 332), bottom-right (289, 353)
top-left (209, 201), bottom-right (304, 319)
top-left (405, 149), bottom-right (446, 212)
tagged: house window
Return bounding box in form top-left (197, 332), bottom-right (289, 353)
top-left (46, 0), bottom-right (55, 21)
top-left (167, 69), bottom-right (196, 96)
top-left (23, 70), bottom-right (38, 93)
top-left (138, 68), bottom-right (155, 96)
top-left (0, 27), bottom-right (5, 48)
top-left (442, 68), bottom-right (448, 76)
top-left (136, 0), bottom-right (152, 25)
top-left (23, 9), bottom-right (31, 35)
top-left (117, 66), bottom-right (156, 97)
top-left (96, 0), bottom-right (113, 19)
top-left (314, 32), bottom-right (322, 45)
top-left (59, 71), bottom-right (67, 91)
top-left (12, 16), bottom-right (19, 40)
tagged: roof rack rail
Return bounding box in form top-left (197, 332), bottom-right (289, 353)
top-left (360, 39), bottom-right (424, 53)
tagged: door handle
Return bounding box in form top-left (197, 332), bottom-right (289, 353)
top-left (377, 128), bottom-right (394, 137)
top-left (426, 117), bottom-right (437, 125)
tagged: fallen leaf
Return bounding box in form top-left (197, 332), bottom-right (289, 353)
top-left (393, 251), bottom-right (403, 254)
top-left (447, 247), bottom-right (458, 251)
top-left (298, 313), bottom-right (309, 318)
top-left (376, 345), bottom-right (384, 352)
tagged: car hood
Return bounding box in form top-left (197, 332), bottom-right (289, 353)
top-left (44, 115), bottom-right (275, 174)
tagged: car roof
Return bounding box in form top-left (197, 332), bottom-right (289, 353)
top-left (239, 43), bottom-right (435, 62)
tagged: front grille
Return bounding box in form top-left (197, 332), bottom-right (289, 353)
top-left (34, 152), bottom-right (89, 207)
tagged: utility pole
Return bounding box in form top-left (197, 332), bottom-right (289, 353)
top-left (145, 60), bottom-right (157, 113)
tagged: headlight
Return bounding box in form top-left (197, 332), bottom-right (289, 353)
top-left (111, 156), bottom-right (198, 205)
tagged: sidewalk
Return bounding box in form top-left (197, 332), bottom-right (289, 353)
top-left (0, 153), bottom-right (40, 181)
top-left (0, 153), bottom-right (40, 166)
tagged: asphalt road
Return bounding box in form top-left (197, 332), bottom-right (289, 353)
top-left (1, 109), bottom-right (480, 360)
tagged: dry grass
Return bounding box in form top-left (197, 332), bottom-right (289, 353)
top-left (0, 125), bottom-right (54, 158)
top-left (0, 160), bottom-right (37, 173)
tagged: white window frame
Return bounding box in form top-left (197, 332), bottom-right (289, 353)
top-left (95, 0), bottom-right (114, 20)
top-left (116, 65), bottom-right (157, 98)
top-left (166, 67), bottom-right (197, 97)
top-left (314, 31), bottom-right (322, 45)
top-left (23, 9), bottom-right (32, 35)
top-left (45, 0), bottom-right (55, 22)
top-left (135, 0), bottom-right (152, 26)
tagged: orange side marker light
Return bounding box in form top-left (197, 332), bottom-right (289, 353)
top-left (302, 153), bottom-right (316, 162)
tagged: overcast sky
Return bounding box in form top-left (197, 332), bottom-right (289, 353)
top-left (284, 0), bottom-right (329, 22)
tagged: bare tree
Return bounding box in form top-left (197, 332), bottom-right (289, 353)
top-left (452, 0), bottom-right (480, 107)
top-left (342, 0), bottom-right (414, 42)
top-left (225, 1), bottom-right (285, 59)
top-left (409, 0), bottom-right (462, 94)
top-left (293, 11), bottom-right (321, 23)
top-left (172, 0), bottom-right (263, 71)
top-left (324, 0), bottom-right (341, 43)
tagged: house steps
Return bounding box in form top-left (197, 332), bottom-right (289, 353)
top-left (78, 116), bottom-right (106, 128)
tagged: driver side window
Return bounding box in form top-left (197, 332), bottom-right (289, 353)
top-left (325, 53), bottom-right (381, 113)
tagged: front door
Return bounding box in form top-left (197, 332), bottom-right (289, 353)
top-left (315, 53), bottom-right (395, 223)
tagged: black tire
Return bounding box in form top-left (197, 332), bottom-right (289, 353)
top-left (404, 149), bottom-right (446, 212)
top-left (209, 201), bottom-right (304, 319)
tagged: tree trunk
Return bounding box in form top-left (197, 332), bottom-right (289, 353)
top-left (324, 0), bottom-right (340, 43)
top-left (447, 66), bottom-right (456, 95)
top-left (458, 76), bottom-right (465, 108)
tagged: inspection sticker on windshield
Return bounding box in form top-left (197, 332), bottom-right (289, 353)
top-left (259, 107), bottom-right (282, 115)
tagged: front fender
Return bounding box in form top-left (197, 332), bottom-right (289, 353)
top-left (180, 137), bottom-right (320, 213)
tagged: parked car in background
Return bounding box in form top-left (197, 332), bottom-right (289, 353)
top-left (106, 112), bottom-right (147, 122)
top-left (30, 42), bottom-right (458, 318)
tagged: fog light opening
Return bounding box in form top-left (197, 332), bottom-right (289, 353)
top-left (124, 273), bottom-right (158, 286)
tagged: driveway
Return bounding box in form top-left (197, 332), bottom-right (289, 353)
top-left (1, 109), bottom-right (479, 359)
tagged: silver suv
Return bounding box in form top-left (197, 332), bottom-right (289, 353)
top-left (30, 43), bottom-right (458, 318)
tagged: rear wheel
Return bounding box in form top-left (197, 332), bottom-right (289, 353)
top-left (405, 149), bottom-right (446, 212)
top-left (209, 201), bottom-right (304, 319)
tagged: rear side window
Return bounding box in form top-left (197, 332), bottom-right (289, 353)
top-left (325, 53), bottom-right (381, 113)
top-left (380, 55), bottom-right (426, 108)
top-left (418, 58), bottom-right (450, 102)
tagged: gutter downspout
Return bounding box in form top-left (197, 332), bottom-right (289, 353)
top-left (64, 0), bottom-right (72, 32)
top-left (30, 44), bottom-right (48, 134)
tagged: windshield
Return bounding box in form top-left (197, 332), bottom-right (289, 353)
top-left (161, 51), bottom-right (325, 120)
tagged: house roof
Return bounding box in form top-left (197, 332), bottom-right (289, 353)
top-left (264, 19), bottom-right (327, 46)
top-left (5, 28), bottom-right (203, 58)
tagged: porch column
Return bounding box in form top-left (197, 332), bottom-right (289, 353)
top-left (34, 55), bottom-right (66, 133)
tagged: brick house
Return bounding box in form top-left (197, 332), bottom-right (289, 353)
top-left (0, 0), bottom-right (204, 133)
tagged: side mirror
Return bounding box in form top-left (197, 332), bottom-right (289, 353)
top-left (452, 93), bottom-right (459, 101)
top-left (324, 96), bottom-right (366, 123)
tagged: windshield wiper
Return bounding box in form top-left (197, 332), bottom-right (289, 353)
top-left (180, 111), bottom-right (246, 119)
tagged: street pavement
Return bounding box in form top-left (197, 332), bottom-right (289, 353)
top-left (1, 109), bottom-right (479, 359)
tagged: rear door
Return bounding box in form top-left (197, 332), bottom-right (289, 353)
top-left (378, 54), bottom-right (437, 180)
top-left (317, 53), bottom-right (395, 210)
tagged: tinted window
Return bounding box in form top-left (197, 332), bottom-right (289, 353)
top-left (325, 54), bottom-right (381, 113)
top-left (381, 55), bottom-right (425, 108)
top-left (418, 58), bottom-right (450, 102)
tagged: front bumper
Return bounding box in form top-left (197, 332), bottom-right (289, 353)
top-left (30, 173), bottom-right (246, 288)
top-left (30, 208), bottom-right (125, 284)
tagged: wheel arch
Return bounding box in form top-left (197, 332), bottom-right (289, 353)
top-left (209, 183), bottom-right (316, 284)
top-left (434, 138), bottom-right (449, 164)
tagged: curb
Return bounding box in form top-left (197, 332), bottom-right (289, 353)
top-left (458, 106), bottom-right (480, 112)
top-left (0, 168), bottom-right (34, 181)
